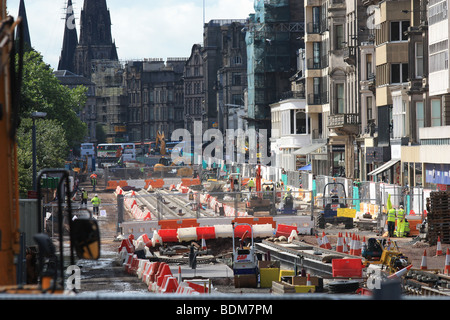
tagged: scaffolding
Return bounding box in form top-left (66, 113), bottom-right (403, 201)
top-left (246, 0), bottom-right (304, 128)
top-left (90, 59), bottom-right (127, 141)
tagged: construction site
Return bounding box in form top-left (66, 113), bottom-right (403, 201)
top-left (2, 1), bottom-right (450, 309)
top-left (52, 155), bottom-right (450, 300)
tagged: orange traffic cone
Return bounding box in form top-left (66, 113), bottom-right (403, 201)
top-left (201, 238), bottom-right (207, 251)
top-left (306, 273), bottom-right (311, 286)
top-left (336, 232), bottom-right (343, 252)
top-left (315, 233), bottom-right (323, 248)
top-left (444, 248), bottom-right (450, 275)
top-left (388, 264), bottom-right (412, 279)
top-left (349, 234), bottom-right (356, 255)
top-left (343, 237), bottom-right (349, 253)
top-left (178, 265), bottom-right (182, 283)
top-left (346, 232), bottom-right (351, 247)
top-left (322, 232), bottom-right (332, 250)
top-left (420, 249), bottom-right (427, 270)
top-left (354, 235), bottom-right (362, 256)
top-left (436, 236), bottom-right (443, 256)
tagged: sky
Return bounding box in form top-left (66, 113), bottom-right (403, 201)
top-left (7, 0), bottom-right (255, 70)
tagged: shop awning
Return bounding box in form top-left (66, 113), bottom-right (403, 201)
top-left (368, 159), bottom-right (400, 176)
top-left (298, 164), bottom-right (312, 171)
top-left (293, 142), bottom-right (327, 155)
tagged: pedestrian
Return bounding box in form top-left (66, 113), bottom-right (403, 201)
top-left (81, 188), bottom-right (88, 208)
top-left (387, 206), bottom-right (396, 237)
top-left (91, 194), bottom-right (101, 216)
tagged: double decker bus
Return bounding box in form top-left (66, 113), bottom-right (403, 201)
top-left (97, 143), bottom-right (136, 162)
top-left (80, 143), bottom-right (95, 157)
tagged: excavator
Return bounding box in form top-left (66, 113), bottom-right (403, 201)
top-left (0, 2), bottom-right (100, 295)
top-left (153, 131), bottom-right (193, 177)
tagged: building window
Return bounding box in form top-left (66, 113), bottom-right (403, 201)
top-left (296, 111), bottom-right (307, 134)
top-left (335, 25), bottom-right (344, 50)
top-left (313, 42), bottom-right (321, 68)
top-left (232, 94), bottom-right (242, 106)
top-left (416, 101), bottom-right (424, 128)
top-left (431, 99), bottom-right (442, 127)
top-left (415, 43), bottom-right (423, 78)
top-left (232, 73), bottom-right (241, 86)
top-left (312, 6), bottom-right (321, 33)
top-left (391, 63), bottom-right (408, 83)
top-left (390, 21), bottom-right (410, 41)
top-left (336, 83), bottom-right (344, 114)
top-left (366, 54), bottom-right (373, 79)
top-left (313, 77), bottom-right (321, 104)
top-left (367, 96), bottom-right (373, 120)
top-left (392, 95), bottom-right (406, 138)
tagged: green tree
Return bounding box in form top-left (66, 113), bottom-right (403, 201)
top-left (18, 50), bottom-right (87, 151)
top-left (17, 118), bottom-right (68, 195)
top-left (16, 49), bottom-right (88, 194)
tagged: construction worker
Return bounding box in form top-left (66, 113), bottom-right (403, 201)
top-left (90, 173), bottom-right (97, 192)
top-left (395, 205), bottom-right (406, 237)
top-left (283, 188), bottom-right (294, 210)
top-left (404, 218), bottom-right (410, 237)
top-left (387, 206), bottom-right (396, 237)
top-left (81, 188), bottom-right (88, 208)
top-left (248, 178), bottom-right (255, 192)
top-left (91, 194), bottom-right (101, 216)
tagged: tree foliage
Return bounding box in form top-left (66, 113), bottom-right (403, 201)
top-left (18, 50), bottom-right (87, 150)
top-left (17, 119), bottom-right (68, 195)
top-left (16, 50), bottom-right (88, 193)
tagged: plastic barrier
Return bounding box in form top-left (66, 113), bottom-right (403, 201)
top-left (252, 224), bottom-right (274, 238)
top-left (136, 259), bottom-right (147, 278)
top-left (186, 281), bottom-right (209, 293)
top-left (156, 263), bottom-right (172, 288)
top-left (145, 179), bottom-right (164, 189)
top-left (147, 262), bottom-right (161, 284)
top-left (275, 224), bottom-right (298, 238)
top-left (214, 224), bottom-right (234, 238)
top-left (124, 254), bottom-right (135, 273)
top-left (118, 238), bottom-right (134, 253)
top-left (159, 276), bottom-right (179, 293)
top-left (158, 218), bottom-right (199, 229)
top-left (138, 261), bottom-right (151, 280)
top-left (332, 258), bottom-right (363, 278)
top-left (107, 180), bottom-right (119, 190)
top-left (158, 229), bottom-right (178, 243)
top-left (233, 224), bottom-right (252, 239)
top-left (129, 257), bottom-right (141, 275)
top-left (177, 227), bottom-right (198, 242)
top-left (233, 217), bottom-right (276, 229)
top-left (196, 226), bottom-right (216, 240)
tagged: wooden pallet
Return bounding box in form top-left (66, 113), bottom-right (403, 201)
top-left (427, 191), bottom-right (450, 245)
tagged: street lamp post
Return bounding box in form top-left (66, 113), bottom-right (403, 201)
top-left (31, 111), bottom-right (47, 191)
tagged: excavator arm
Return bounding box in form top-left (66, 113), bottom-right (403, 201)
top-left (0, 2), bottom-right (23, 286)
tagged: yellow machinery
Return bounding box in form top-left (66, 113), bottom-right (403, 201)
top-left (0, 3), bottom-right (21, 288)
top-left (362, 238), bottom-right (410, 274)
top-left (0, 2), bottom-right (100, 294)
top-left (153, 131), bottom-right (193, 177)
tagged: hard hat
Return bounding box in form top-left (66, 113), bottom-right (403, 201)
top-left (95, 194), bottom-right (98, 197)
top-left (400, 205), bottom-right (403, 208)
top-left (82, 188), bottom-right (85, 190)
